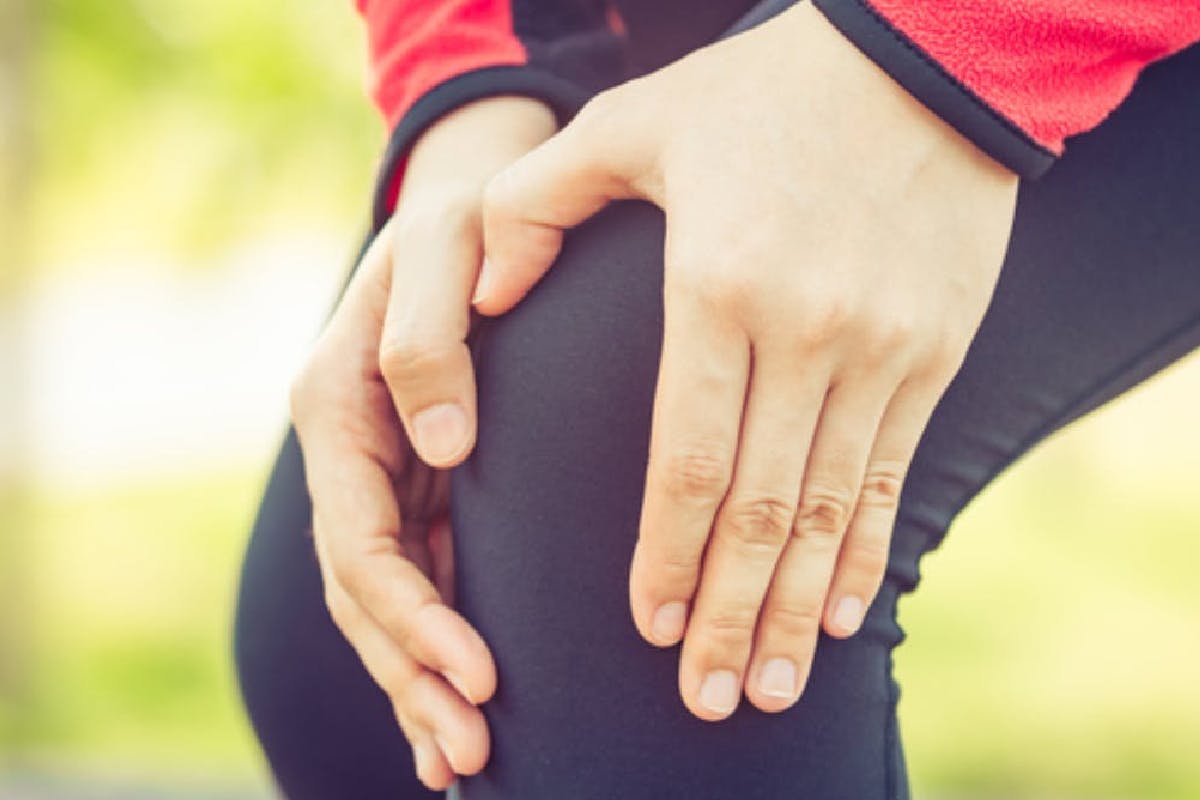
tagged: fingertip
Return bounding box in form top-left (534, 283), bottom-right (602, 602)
top-left (414, 738), bottom-right (456, 791)
top-left (410, 403), bottom-right (475, 468)
top-left (825, 594), bottom-right (865, 638)
top-left (438, 711), bottom-right (491, 776)
top-left (647, 600), bottom-right (687, 648)
top-left (419, 604), bottom-right (497, 704)
top-left (679, 666), bottom-right (742, 723)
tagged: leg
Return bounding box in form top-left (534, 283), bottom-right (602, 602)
top-left (448, 44), bottom-right (1200, 798)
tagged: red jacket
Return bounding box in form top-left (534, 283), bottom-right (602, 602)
top-left (355, 0), bottom-right (1200, 211)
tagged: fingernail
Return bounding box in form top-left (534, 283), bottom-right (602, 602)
top-left (758, 658), bottom-right (796, 699)
top-left (472, 258), bottom-right (494, 305)
top-left (412, 403), bottom-right (468, 463)
top-left (833, 596), bottom-right (865, 634)
top-left (651, 601), bottom-right (687, 644)
top-left (443, 670), bottom-right (474, 704)
top-left (698, 669), bottom-right (740, 715)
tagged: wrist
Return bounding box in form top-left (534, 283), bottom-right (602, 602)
top-left (396, 96), bottom-right (557, 211)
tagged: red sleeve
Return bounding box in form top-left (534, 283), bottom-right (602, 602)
top-left (356, 0), bottom-right (527, 128)
top-left (353, 0), bottom-right (626, 222)
top-left (811, 0), bottom-right (1200, 177)
top-left (871, 0), bottom-right (1200, 152)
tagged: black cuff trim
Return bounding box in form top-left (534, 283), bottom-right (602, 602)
top-left (369, 66), bottom-right (592, 229)
top-left (811, 0), bottom-right (1056, 179)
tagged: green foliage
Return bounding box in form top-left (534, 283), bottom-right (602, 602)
top-left (11, 471), bottom-right (265, 780)
top-left (29, 0), bottom-right (379, 268)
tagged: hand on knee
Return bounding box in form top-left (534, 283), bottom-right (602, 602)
top-left (479, 3), bottom-right (1017, 720)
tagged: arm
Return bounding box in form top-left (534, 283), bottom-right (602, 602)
top-left (355, 0), bottom-right (628, 218)
top-left (811, 0), bottom-right (1200, 177)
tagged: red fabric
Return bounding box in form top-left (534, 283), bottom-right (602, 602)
top-left (356, 0), bottom-right (527, 129)
top-left (868, 0), bottom-right (1200, 153)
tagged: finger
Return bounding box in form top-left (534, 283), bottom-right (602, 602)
top-left (379, 210), bottom-right (480, 468)
top-left (677, 346), bottom-right (828, 721)
top-left (746, 376), bottom-right (893, 712)
top-left (307, 444), bottom-right (496, 705)
top-left (410, 729), bottom-right (457, 792)
top-left (477, 88), bottom-right (660, 315)
top-left (629, 292), bottom-right (748, 653)
top-left (402, 668), bottom-right (492, 777)
top-left (316, 579), bottom-right (459, 789)
top-left (824, 378), bottom-right (941, 638)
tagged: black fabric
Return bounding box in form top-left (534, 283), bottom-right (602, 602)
top-left (810, 0), bottom-right (1057, 179)
top-left (234, 16), bottom-right (1200, 800)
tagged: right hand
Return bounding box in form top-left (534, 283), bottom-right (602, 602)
top-left (289, 96), bottom-right (557, 789)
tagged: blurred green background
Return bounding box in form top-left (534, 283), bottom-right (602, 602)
top-left (1, 1), bottom-right (1197, 798)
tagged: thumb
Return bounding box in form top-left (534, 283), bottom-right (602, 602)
top-left (475, 92), bottom-right (660, 315)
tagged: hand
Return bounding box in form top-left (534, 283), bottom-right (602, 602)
top-left (476, 4), bottom-right (1018, 720)
top-left (289, 96), bottom-right (557, 788)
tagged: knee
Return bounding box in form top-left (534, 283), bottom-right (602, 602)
top-left (465, 201), bottom-right (667, 469)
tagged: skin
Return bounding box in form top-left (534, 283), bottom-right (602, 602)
top-left (290, 96), bottom-right (557, 789)
top-left (290, 2), bottom-right (1018, 790)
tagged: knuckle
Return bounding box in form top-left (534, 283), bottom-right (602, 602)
top-left (843, 533), bottom-right (891, 577)
top-left (797, 296), bottom-right (855, 347)
top-left (642, 545), bottom-right (703, 585)
top-left (859, 461), bottom-right (906, 509)
top-left (701, 605), bottom-right (760, 648)
top-left (377, 339), bottom-right (454, 386)
top-left (657, 440), bottom-right (733, 503)
top-left (762, 602), bottom-right (822, 641)
top-left (920, 336), bottom-right (967, 382)
top-left (287, 356), bottom-right (321, 426)
top-left (482, 170), bottom-right (514, 218)
top-left (793, 484), bottom-right (855, 541)
top-left (721, 494), bottom-right (795, 552)
top-left (861, 313), bottom-right (919, 361)
top-left (575, 88), bottom-right (622, 132)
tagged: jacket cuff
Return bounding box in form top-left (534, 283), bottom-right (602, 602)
top-left (811, 0), bottom-right (1056, 179)
top-left (369, 65), bottom-right (593, 229)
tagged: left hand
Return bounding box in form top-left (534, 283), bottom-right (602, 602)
top-left (474, 3), bottom-right (1018, 720)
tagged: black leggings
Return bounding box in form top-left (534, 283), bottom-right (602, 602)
top-left (234, 42), bottom-right (1200, 800)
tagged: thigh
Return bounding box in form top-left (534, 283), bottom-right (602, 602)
top-left (234, 430), bottom-right (439, 799)
top-left (448, 44), bottom-right (1200, 800)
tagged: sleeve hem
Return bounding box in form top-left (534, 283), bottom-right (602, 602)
top-left (811, 0), bottom-right (1057, 180)
top-left (369, 65), bottom-right (592, 228)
